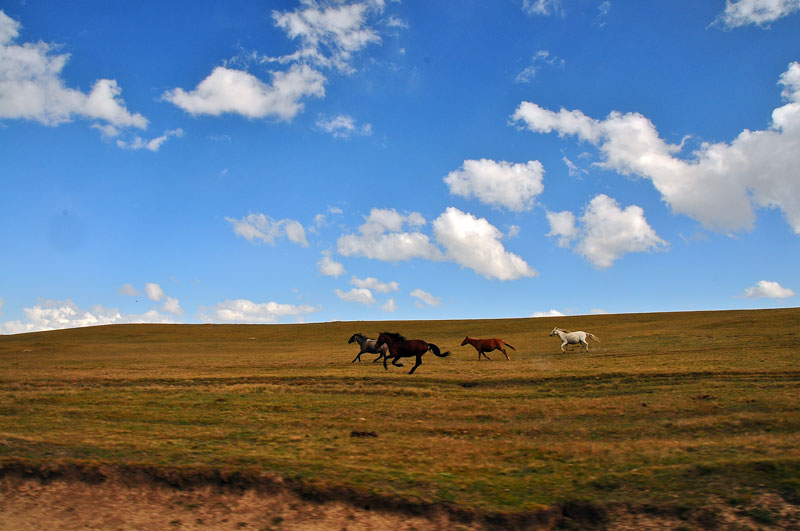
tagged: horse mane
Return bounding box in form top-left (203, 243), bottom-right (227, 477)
top-left (381, 331), bottom-right (406, 341)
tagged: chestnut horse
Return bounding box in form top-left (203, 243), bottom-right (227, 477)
top-left (460, 336), bottom-right (515, 361)
top-left (376, 332), bottom-right (450, 375)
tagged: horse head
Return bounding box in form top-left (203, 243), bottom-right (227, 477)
top-left (377, 332), bottom-right (404, 348)
top-left (348, 333), bottom-right (362, 344)
top-left (549, 327), bottom-right (560, 336)
top-left (461, 336), bottom-right (471, 346)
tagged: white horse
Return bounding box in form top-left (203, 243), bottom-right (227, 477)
top-left (549, 327), bottom-right (600, 353)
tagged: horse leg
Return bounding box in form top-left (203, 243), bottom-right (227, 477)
top-left (408, 354), bottom-right (422, 374)
top-left (352, 348), bottom-right (366, 363)
top-left (480, 349), bottom-right (491, 361)
top-left (392, 356), bottom-right (405, 367)
top-left (581, 339), bottom-right (589, 352)
top-left (561, 341), bottom-right (567, 353)
top-left (500, 347), bottom-right (510, 360)
top-left (372, 352), bottom-right (383, 363)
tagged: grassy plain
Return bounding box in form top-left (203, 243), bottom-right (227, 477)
top-left (1, 309), bottom-right (799, 522)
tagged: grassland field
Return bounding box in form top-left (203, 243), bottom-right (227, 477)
top-left (1, 308), bottom-right (799, 528)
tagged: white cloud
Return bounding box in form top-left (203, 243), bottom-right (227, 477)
top-left (0, 11), bottom-right (147, 133)
top-left (270, 1), bottom-right (386, 73)
top-left (335, 287), bottom-right (376, 305)
top-left (162, 296), bottom-right (183, 315)
top-left (350, 275), bottom-right (398, 293)
top-left (522, 0), bottom-right (563, 16)
top-left (116, 128), bottom-right (183, 152)
top-left (0, 299), bottom-right (179, 334)
top-left (444, 159), bottom-right (545, 212)
top-left (118, 283), bottom-right (138, 296)
top-left (512, 62), bottom-right (800, 235)
top-left (742, 280), bottom-right (796, 298)
top-left (316, 113), bottom-right (372, 138)
top-left (337, 208), bottom-right (443, 261)
top-left (531, 309), bottom-right (565, 318)
top-left (163, 64), bottom-right (325, 121)
top-left (515, 50), bottom-right (564, 83)
top-left (200, 299), bottom-right (319, 323)
top-left (410, 288), bottom-right (440, 307)
top-left (507, 225), bottom-right (521, 238)
top-left (432, 207), bottom-right (537, 280)
top-left (338, 207), bottom-right (536, 281)
top-left (546, 210), bottom-right (578, 248)
top-left (381, 298), bottom-right (397, 312)
top-left (716, 0), bottom-right (800, 28)
top-left (227, 213), bottom-right (309, 247)
top-left (145, 282), bottom-right (165, 302)
top-left (547, 195), bottom-right (667, 269)
top-left (318, 252), bottom-right (345, 277)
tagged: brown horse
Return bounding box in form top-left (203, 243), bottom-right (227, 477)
top-left (376, 332), bottom-right (450, 374)
top-left (460, 336), bottom-right (516, 361)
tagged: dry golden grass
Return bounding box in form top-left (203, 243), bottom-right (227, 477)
top-left (1, 308), bottom-right (799, 520)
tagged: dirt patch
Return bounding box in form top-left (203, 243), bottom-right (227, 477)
top-left (1, 464), bottom-right (799, 530)
top-left (0, 475), bottom-right (479, 531)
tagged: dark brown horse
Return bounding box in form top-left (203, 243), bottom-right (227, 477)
top-left (376, 332), bottom-right (450, 374)
top-left (460, 336), bottom-right (516, 361)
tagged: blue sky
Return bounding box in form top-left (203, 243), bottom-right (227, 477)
top-left (1, 0), bottom-right (799, 333)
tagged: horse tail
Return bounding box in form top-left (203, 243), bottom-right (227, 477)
top-left (429, 343), bottom-right (450, 358)
top-left (503, 341), bottom-right (516, 351)
top-left (587, 333), bottom-right (600, 342)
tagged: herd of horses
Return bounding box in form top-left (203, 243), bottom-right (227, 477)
top-left (347, 327), bottom-right (600, 374)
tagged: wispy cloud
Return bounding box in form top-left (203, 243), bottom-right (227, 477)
top-left (227, 213), bottom-right (309, 247)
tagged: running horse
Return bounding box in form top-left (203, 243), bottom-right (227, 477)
top-left (347, 333), bottom-right (389, 363)
top-left (460, 336), bottom-right (516, 361)
top-left (549, 327), bottom-right (600, 353)
top-left (375, 332), bottom-right (450, 375)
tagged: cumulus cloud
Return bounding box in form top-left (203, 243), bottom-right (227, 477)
top-left (227, 213), bottom-right (309, 247)
top-left (337, 208), bottom-right (443, 261)
top-left (512, 62), bottom-right (800, 235)
top-left (163, 64), bottom-right (325, 121)
top-left (381, 298), bottom-right (397, 312)
top-left (742, 280), bottom-right (796, 298)
top-left (547, 195), bottom-right (667, 269)
top-left (318, 251), bottom-right (345, 277)
top-left (546, 210), bottom-right (579, 248)
top-left (444, 159), bottom-right (545, 211)
top-left (410, 288), bottom-right (440, 307)
top-left (350, 276), bottom-right (398, 293)
top-left (432, 207), bottom-right (537, 280)
top-left (335, 287), bottom-right (376, 305)
top-left (715, 0), bottom-right (800, 28)
top-left (316, 113), bottom-right (372, 138)
top-left (270, 0), bottom-right (387, 73)
top-left (0, 299), bottom-right (178, 334)
top-left (338, 207), bottom-right (536, 280)
top-left (162, 296), bottom-right (183, 315)
top-left (0, 11), bottom-right (147, 133)
top-left (145, 282), bottom-right (165, 302)
top-left (200, 299), bottom-right (319, 323)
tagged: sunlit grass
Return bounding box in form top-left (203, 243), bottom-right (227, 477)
top-left (1, 309), bottom-right (799, 514)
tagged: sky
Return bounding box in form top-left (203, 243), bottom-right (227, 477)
top-left (1, 0), bottom-right (799, 333)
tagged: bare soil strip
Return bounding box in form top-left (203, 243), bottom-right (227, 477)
top-left (2, 463), bottom-right (798, 530)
